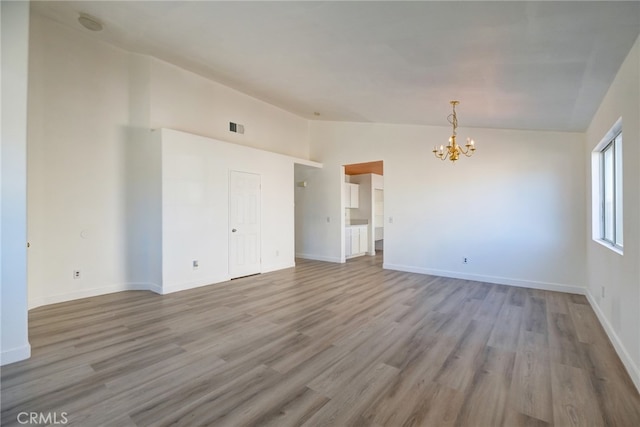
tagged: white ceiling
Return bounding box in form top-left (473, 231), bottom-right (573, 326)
top-left (31, 1), bottom-right (640, 132)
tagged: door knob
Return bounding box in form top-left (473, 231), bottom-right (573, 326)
top-left (232, 228), bottom-right (237, 232)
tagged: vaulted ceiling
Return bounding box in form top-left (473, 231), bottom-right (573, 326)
top-left (31, 1), bottom-right (640, 132)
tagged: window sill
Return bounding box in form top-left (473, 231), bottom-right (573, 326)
top-left (593, 238), bottom-right (624, 256)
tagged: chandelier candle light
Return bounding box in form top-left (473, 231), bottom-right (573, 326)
top-left (433, 100), bottom-right (476, 162)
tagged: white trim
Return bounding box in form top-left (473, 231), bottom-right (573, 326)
top-left (346, 252), bottom-right (366, 260)
top-left (1, 343), bottom-right (31, 366)
top-left (126, 283), bottom-right (153, 291)
top-left (585, 291), bottom-right (640, 393)
top-left (382, 263), bottom-right (586, 295)
top-left (593, 238), bottom-right (624, 255)
top-left (292, 158), bottom-right (323, 169)
top-left (383, 262), bottom-right (640, 393)
top-left (147, 283), bottom-right (163, 295)
top-left (26, 262), bottom-right (293, 307)
top-left (28, 283), bottom-right (154, 310)
top-left (593, 117), bottom-right (623, 152)
top-left (160, 128), bottom-right (323, 170)
top-left (261, 262), bottom-right (296, 274)
top-left (19, 259), bottom-right (640, 394)
top-left (591, 119), bottom-right (623, 252)
top-left (295, 253), bottom-right (342, 263)
top-left (161, 275), bottom-right (230, 295)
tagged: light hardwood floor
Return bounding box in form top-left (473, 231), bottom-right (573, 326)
top-left (2, 254), bottom-right (639, 426)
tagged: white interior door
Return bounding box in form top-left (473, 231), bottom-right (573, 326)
top-left (229, 170), bottom-right (261, 279)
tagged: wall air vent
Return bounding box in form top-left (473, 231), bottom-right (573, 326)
top-left (229, 122), bottom-right (245, 134)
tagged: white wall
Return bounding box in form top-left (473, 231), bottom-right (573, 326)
top-left (294, 163), bottom-right (343, 263)
top-left (159, 129), bottom-right (312, 293)
top-left (150, 58), bottom-right (309, 159)
top-left (295, 164), bottom-right (328, 260)
top-left (27, 13), bottom-right (132, 308)
top-left (303, 121), bottom-right (586, 293)
top-left (26, 13), bottom-right (312, 309)
top-left (585, 36), bottom-right (640, 389)
top-left (126, 54), bottom-right (161, 289)
top-left (1, 0), bottom-right (31, 365)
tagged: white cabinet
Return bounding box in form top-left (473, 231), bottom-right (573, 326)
top-left (350, 228), bottom-right (360, 254)
top-left (345, 225), bottom-right (368, 258)
top-left (359, 227), bottom-right (368, 253)
top-left (345, 228), bottom-right (352, 256)
top-left (344, 183), bottom-right (359, 208)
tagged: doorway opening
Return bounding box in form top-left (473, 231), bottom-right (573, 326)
top-left (343, 160), bottom-right (384, 263)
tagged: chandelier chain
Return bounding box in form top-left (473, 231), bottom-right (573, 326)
top-left (447, 104), bottom-right (458, 136)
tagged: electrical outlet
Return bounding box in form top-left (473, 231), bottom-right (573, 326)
top-left (73, 270), bottom-right (81, 279)
top-left (601, 286), bottom-right (605, 298)
top-left (276, 250), bottom-right (280, 257)
top-left (463, 257), bottom-right (469, 264)
top-left (389, 217), bottom-right (394, 224)
top-left (192, 260), bottom-right (199, 269)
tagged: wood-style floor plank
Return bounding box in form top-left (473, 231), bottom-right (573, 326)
top-left (2, 254), bottom-right (639, 426)
top-left (550, 362), bottom-right (605, 427)
top-left (509, 350), bottom-right (553, 423)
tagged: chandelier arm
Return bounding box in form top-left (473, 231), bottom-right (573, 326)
top-left (461, 143), bottom-right (476, 157)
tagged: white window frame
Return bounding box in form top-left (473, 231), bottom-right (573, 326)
top-left (591, 118), bottom-right (623, 254)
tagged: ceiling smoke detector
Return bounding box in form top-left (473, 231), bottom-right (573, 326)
top-left (78, 13), bottom-right (103, 31)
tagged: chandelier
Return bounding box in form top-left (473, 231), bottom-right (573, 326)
top-left (433, 101), bottom-right (476, 162)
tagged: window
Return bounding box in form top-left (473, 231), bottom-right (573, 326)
top-left (592, 119), bottom-right (623, 253)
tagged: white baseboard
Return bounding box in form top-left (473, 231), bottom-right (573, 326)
top-left (295, 253), bottom-right (342, 263)
top-left (147, 283), bottom-right (163, 295)
top-left (29, 263), bottom-right (297, 303)
top-left (1, 343), bottom-right (31, 366)
top-left (585, 291), bottom-right (640, 393)
top-left (18, 261), bottom-right (640, 395)
top-left (161, 275), bottom-right (230, 295)
top-left (382, 263), bottom-right (586, 295)
top-left (28, 262), bottom-right (296, 306)
top-left (28, 283), bottom-right (157, 309)
top-left (127, 282), bottom-right (155, 291)
top-left (262, 262), bottom-right (296, 274)
top-left (383, 262), bottom-right (639, 393)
